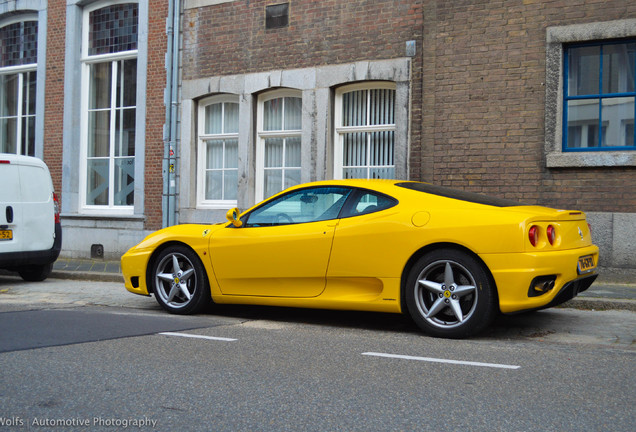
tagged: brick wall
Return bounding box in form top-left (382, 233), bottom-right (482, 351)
top-left (144, 0), bottom-right (169, 230)
top-left (43, 0), bottom-right (66, 196)
top-left (425, 0), bottom-right (636, 213)
top-left (183, 0), bottom-right (423, 79)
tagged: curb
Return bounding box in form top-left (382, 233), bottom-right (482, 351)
top-left (563, 297), bottom-right (636, 312)
top-left (50, 270), bottom-right (124, 283)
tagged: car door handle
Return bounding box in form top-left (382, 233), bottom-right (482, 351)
top-left (5, 206), bottom-right (13, 223)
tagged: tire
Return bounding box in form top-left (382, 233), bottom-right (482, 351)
top-left (18, 263), bottom-right (53, 282)
top-left (405, 249), bottom-right (497, 338)
top-left (150, 245), bottom-right (211, 314)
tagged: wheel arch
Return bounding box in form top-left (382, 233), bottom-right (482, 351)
top-left (145, 241), bottom-right (202, 294)
top-left (400, 242), bottom-right (499, 313)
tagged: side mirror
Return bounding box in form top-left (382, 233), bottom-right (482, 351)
top-left (226, 207), bottom-right (243, 228)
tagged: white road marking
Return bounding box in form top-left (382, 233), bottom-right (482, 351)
top-left (362, 352), bottom-right (520, 370)
top-left (159, 332), bottom-right (237, 342)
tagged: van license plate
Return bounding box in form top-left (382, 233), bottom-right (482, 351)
top-left (577, 255), bottom-right (595, 274)
top-left (0, 229), bottom-right (12, 240)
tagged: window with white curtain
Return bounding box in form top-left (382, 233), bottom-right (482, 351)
top-left (256, 90), bottom-right (302, 201)
top-left (334, 82), bottom-right (396, 179)
top-left (197, 95), bottom-right (239, 207)
top-left (0, 19), bottom-right (38, 156)
top-left (81, 1), bottom-right (138, 212)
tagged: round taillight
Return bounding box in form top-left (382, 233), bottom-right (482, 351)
top-left (529, 225), bottom-right (539, 247)
top-left (547, 225), bottom-right (555, 245)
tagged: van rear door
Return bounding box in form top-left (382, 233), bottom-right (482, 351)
top-left (0, 161), bottom-right (21, 251)
top-left (0, 159), bottom-right (55, 254)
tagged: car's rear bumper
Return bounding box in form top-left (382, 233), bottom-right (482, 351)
top-left (533, 273), bottom-right (598, 311)
top-left (480, 244), bottom-right (599, 314)
top-left (0, 223), bottom-right (62, 269)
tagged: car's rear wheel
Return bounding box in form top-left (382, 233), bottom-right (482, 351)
top-left (405, 249), bottom-right (497, 338)
top-left (18, 263), bottom-right (53, 282)
top-left (151, 245), bottom-right (211, 314)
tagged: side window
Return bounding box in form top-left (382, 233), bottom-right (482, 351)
top-left (341, 190), bottom-right (397, 218)
top-left (245, 187), bottom-right (351, 227)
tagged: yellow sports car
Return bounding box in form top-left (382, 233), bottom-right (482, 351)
top-left (121, 180), bottom-right (599, 338)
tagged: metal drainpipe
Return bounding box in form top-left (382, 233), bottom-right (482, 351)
top-left (163, 0), bottom-right (180, 227)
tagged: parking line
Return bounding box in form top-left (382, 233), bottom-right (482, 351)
top-left (159, 332), bottom-right (237, 342)
top-left (362, 352), bottom-right (520, 370)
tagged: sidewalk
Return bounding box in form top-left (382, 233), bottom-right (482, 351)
top-left (48, 258), bottom-right (636, 312)
top-left (53, 258), bottom-right (123, 283)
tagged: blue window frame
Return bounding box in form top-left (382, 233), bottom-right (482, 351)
top-left (564, 40), bottom-right (636, 151)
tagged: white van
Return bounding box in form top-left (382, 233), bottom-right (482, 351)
top-left (0, 153), bottom-right (62, 281)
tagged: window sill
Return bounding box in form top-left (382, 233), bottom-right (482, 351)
top-left (546, 151), bottom-right (636, 168)
top-left (196, 201), bottom-right (237, 210)
top-left (60, 214), bottom-right (145, 231)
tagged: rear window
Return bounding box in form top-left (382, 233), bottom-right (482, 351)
top-left (0, 164), bottom-right (21, 202)
top-left (0, 163), bottom-right (50, 203)
top-left (20, 165), bottom-right (51, 202)
top-left (396, 182), bottom-right (523, 207)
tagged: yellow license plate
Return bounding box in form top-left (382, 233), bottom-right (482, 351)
top-left (0, 229), bottom-right (12, 240)
top-left (577, 255), bottom-right (595, 274)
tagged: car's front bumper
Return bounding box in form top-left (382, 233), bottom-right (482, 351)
top-left (481, 244), bottom-right (599, 314)
top-left (121, 247), bottom-right (152, 296)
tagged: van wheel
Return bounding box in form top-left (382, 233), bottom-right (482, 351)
top-left (18, 263), bottom-right (53, 282)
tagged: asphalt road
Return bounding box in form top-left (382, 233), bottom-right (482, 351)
top-left (0, 276), bottom-right (634, 431)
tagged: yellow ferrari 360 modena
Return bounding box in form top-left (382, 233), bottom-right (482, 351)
top-left (121, 180), bottom-right (599, 338)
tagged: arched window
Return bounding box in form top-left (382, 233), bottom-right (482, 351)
top-left (197, 95), bottom-right (239, 207)
top-left (0, 18), bottom-right (38, 156)
top-left (334, 82), bottom-right (396, 179)
top-left (256, 90), bottom-right (302, 201)
top-left (81, 1), bottom-right (138, 211)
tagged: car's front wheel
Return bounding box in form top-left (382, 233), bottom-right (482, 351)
top-left (405, 249), bottom-right (497, 338)
top-left (150, 245), bottom-right (211, 314)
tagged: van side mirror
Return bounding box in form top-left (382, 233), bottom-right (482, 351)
top-left (226, 207), bottom-right (243, 228)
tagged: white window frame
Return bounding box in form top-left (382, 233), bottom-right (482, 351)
top-left (255, 89), bottom-right (302, 202)
top-left (79, 0), bottom-right (138, 215)
top-left (333, 82), bottom-right (397, 179)
top-left (0, 16), bottom-right (38, 156)
top-left (197, 94), bottom-right (239, 209)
